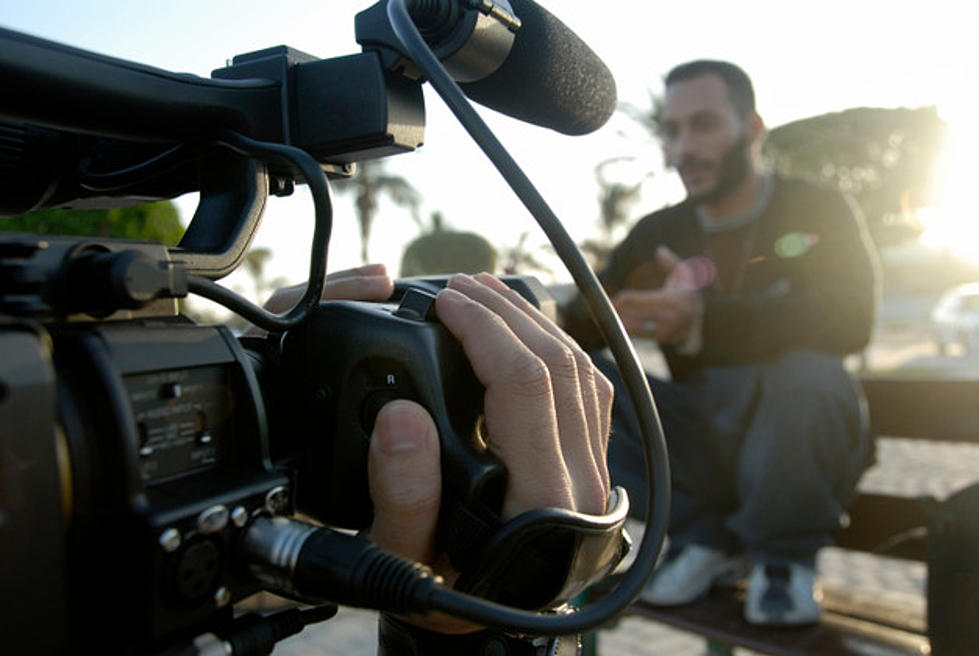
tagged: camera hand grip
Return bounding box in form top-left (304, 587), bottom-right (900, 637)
top-left (278, 289), bottom-right (506, 534)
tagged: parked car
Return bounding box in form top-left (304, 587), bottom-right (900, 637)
top-left (931, 282), bottom-right (979, 354)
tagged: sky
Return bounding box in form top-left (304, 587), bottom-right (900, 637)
top-left (1, 0), bottom-right (974, 306)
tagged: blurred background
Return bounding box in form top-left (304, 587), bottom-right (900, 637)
top-left (1, 0), bottom-right (974, 376)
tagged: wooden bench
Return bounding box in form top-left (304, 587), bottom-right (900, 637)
top-left (597, 375), bottom-right (979, 656)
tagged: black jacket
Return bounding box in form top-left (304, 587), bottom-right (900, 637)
top-left (563, 176), bottom-right (880, 380)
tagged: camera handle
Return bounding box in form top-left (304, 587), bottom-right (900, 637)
top-left (174, 149), bottom-right (268, 281)
top-left (186, 131), bottom-right (333, 332)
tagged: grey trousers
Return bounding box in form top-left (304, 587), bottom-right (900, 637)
top-left (598, 349), bottom-right (871, 565)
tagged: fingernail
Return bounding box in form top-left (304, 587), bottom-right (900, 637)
top-left (436, 286), bottom-right (468, 305)
top-left (447, 273), bottom-right (477, 289)
top-left (475, 272), bottom-right (508, 291)
top-left (373, 400), bottom-right (431, 453)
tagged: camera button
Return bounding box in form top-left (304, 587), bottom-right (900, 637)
top-left (159, 527), bottom-right (182, 553)
top-left (197, 505), bottom-right (229, 534)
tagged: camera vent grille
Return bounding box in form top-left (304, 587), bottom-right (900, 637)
top-left (0, 122), bottom-right (27, 176)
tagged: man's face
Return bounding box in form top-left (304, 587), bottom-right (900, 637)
top-left (659, 73), bottom-right (753, 202)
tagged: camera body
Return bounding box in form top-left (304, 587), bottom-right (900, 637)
top-left (3, 308), bottom-right (285, 651)
top-left (0, 4), bottom-right (632, 651)
top-left (0, 228), bottom-right (553, 653)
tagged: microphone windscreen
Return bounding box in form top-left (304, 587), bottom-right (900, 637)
top-left (458, 0), bottom-right (617, 135)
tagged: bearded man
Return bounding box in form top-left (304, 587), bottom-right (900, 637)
top-left (562, 60), bottom-right (880, 626)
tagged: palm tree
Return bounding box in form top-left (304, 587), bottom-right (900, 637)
top-left (500, 231), bottom-right (553, 277)
top-left (333, 159), bottom-right (422, 263)
top-left (579, 157), bottom-right (647, 269)
top-left (577, 96), bottom-right (661, 269)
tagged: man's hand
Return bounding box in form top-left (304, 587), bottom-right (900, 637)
top-left (242, 263), bottom-right (394, 336)
top-left (613, 245), bottom-right (703, 344)
top-left (366, 272), bottom-right (613, 632)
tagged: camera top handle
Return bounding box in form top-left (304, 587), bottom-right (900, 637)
top-left (0, 27), bottom-right (278, 279)
top-left (0, 28), bottom-right (424, 281)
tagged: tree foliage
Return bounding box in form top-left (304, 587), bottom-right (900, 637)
top-left (0, 200), bottom-right (184, 245)
top-left (764, 106), bottom-right (947, 247)
top-left (400, 212), bottom-right (496, 277)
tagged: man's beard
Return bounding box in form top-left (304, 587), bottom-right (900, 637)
top-left (681, 132), bottom-right (752, 204)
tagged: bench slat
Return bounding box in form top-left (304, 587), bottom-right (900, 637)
top-left (832, 492), bottom-right (933, 560)
top-left (861, 376), bottom-right (979, 442)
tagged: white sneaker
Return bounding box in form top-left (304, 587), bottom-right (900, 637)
top-left (744, 562), bottom-right (822, 626)
top-left (640, 544), bottom-right (746, 606)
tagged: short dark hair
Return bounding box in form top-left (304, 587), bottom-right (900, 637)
top-left (665, 60), bottom-right (756, 117)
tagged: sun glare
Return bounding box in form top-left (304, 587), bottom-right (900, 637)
top-left (918, 108), bottom-right (979, 263)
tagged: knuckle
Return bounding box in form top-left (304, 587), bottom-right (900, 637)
top-left (540, 339), bottom-right (578, 382)
top-left (594, 369), bottom-right (614, 406)
top-left (508, 351), bottom-right (554, 399)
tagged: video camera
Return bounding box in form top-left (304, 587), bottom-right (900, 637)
top-left (0, 1), bottom-right (670, 654)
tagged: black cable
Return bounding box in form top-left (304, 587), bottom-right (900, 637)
top-left (186, 130), bottom-right (333, 332)
top-left (77, 142), bottom-right (199, 192)
top-left (386, 0), bottom-right (671, 635)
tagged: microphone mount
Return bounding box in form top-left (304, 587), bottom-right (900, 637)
top-left (357, 0), bottom-right (519, 83)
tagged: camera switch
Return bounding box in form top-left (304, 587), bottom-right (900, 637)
top-left (159, 382), bottom-right (182, 399)
top-left (393, 288), bottom-right (437, 321)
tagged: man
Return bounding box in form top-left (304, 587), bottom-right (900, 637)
top-left (562, 60), bottom-right (879, 626)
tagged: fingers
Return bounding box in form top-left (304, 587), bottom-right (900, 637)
top-left (657, 248), bottom-right (709, 292)
top-left (328, 262), bottom-right (388, 281)
top-left (244, 264), bottom-right (394, 336)
top-left (473, 273), bottom-right (611, 495)
top-left (436, 275), bottom-right (609, 517)
top-left (655, 245), bottom-right (681, 274)
top-left (613, 289), bottom-right (661, 339)
top-left (322, 264), bottom-right (393, 302)
top-left (459, 275), bottom-right (605, 511)
top-left (366, 401), bottom-right (484, 635)
top-left (613, 288), bottom-right (698, 344)
top-left (366, 400), bottom-right (442, 565)
top-left (435, 285), bottom-right (572, 517)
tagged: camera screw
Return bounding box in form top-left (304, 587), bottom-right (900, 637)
top-left (265, 486), bottom-right (290, 515)
top-left (270, 176), bottom-right (295, 197)
top-left (213, 586), bottom-right (231, 608)
top-left (197, 505), bottom-right (230, 534)
top-left (159, 527), bottom-right (182, 553)
top-left (231, 506), bottom-right (249, 528)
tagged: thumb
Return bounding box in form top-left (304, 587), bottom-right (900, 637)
top-left (655, 245), bottom-right (681, 273)
top-left (366, 400), bottom-right (442, 564)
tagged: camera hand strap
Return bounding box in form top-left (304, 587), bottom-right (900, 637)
top-left (441, 486), bottom-right (631, 609)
